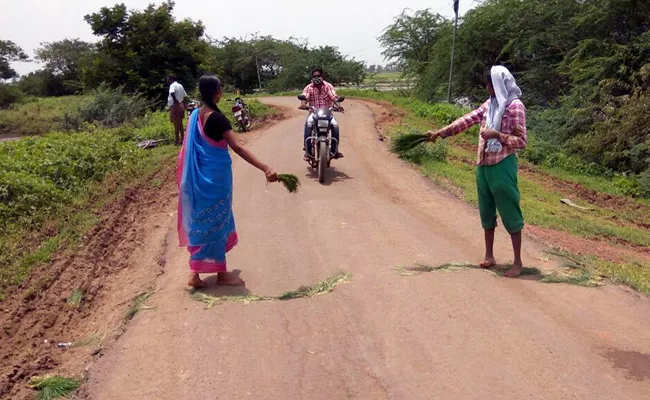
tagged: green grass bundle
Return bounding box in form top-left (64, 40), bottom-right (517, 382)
top-left (391, 132), bottom-right (428, 153)
top-left (29, 375), bottom-right (81, 400)
top-left (278, 174), bottom-right (300, 193)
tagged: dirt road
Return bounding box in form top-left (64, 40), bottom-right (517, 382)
top-left (84, 98), bottom-right (650, 399)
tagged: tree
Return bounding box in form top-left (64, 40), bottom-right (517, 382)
top-left (32, 39), bottom-right (95, 95)
top-left (36, 39), bottom-right (94, 79)
top-left (203, 36), bottom-right (365, 93)
top-left (83, 1), bottom-right (208, 104)
top-left (380, 0), bottom-right (650, 179)
top-left (379, 9), bottom-right (449, 77)
top-left (0, 40), bottom-right (29, 80)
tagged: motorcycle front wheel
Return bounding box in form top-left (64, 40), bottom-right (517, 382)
top-left (317, 141), bottom-right (328, 183)
top-left (244, 110), bottom-right (252, 130)
top-left (237, 119), bottom-right (247, 132)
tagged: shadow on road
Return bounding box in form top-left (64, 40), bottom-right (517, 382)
top-left (305, 167), bottom-right (353, 186)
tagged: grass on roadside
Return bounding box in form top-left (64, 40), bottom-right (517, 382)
top-left (124, 290), bottom-right (155, 322)
top-left (0, 96), bottom-right (89, 137)
top-left (72, 331), bottom-right (104, 348)
top-left (28, 374), bottom-right (81, 400)
top-left (0, 145), bottom-right (178, 301)
top-left (66, 288), bottom-right (84, 308)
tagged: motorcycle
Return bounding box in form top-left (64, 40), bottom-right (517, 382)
top-left (229, 97), bottom-right (252, 132)
top-left (186, 99), bottom-right (201, 117)
top-left (298, 94), bottom-right (345, 183)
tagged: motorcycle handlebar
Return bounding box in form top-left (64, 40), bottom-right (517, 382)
top-left (298, 104), bottom-right (344, 112)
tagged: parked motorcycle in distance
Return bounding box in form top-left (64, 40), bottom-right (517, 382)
top-left (186, 99), bottom-right (201, 117)
top-left (229, 97), bottom-right (252, 132)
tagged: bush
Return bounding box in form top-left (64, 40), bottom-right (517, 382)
top-left (76, 86), bottom-right (150, 128)
top-left (612, 175), bottom-right (643, 198)
top-left (0, 170), bottom-right (69, 224)
top-left (0, 83), bottom-right (23, 109)
top-left (410, 102), bottom-right (466, 125)
top-left (571, 92), bottom-right (650, 174)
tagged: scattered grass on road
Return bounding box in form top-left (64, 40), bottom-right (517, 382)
top-left (396, 252), bottom-right (608, 289)
top-left (191, 271), bottom-right (352, 308)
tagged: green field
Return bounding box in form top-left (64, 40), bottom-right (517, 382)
top-left (0, 96), bottom-right (90, 137)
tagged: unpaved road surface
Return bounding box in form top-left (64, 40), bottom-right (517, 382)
top-left (84, 98), bottom-right (650, 399)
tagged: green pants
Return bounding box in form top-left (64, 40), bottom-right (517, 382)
top-left (476, 155), bottom-right (524, 234)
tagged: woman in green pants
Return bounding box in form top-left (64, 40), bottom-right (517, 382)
top-left (428, 65), bottom-right (527, 277)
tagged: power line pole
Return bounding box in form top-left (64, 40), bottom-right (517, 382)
top-left (447, 0), bottom-right (460, 103)
top-left (255, 54), bottom-right (263, 90)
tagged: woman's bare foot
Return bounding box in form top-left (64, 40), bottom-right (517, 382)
top-left (480, 256), bottom-right (496, 269)
top-left (505, 263), bottom-right (523, 278)
top-left (188, 273), bottom-right (206, 288)
top-left (217, 272), bottom-right (245, 286)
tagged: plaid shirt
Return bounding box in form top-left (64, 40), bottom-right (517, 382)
top-left (442, 99), bottom-right (527, 166)
top-left (302, 81), bottom-right (338, 108)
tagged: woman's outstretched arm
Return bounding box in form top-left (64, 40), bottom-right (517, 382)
top-left (224, 130), bottom-right (277, 182)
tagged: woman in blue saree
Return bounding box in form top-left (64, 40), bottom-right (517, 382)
top-left (177, 75), bottom-right (277, 288)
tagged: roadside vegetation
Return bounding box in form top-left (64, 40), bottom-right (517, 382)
top-left (0, 90), bottom-right (274, 300)
top-left (337, 88), bottom-right (650, 295)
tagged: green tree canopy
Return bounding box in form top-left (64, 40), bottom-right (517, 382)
top-left (380, 0), bottom-right (650, 176)
top-left (203, 35), bottom-right (365, 93)
top-left (0, 40), bottom-right (29, 80)
top-left (83, 1), bottom-right (208, 104)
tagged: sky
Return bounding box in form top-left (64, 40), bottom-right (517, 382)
top-left (0, 0), bottom-right (477, 76)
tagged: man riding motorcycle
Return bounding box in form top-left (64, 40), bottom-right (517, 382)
top-left (302, 68), bottom-right (343, 159)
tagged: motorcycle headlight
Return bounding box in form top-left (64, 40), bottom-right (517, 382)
top-left (317, 120), bottom-right (329, 128)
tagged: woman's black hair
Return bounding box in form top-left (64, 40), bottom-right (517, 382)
top-left (199, 74), bottom-right (222, 111)
top-left (483, 67), bottom-right (493, 88)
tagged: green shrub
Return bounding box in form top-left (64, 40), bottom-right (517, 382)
top-left (569, 92), bottom-right (650, 175)
top-left (541, 152), bottom-right (608, 176)
top-left (410, 102), bottom-right (465, 125)
top-left (612, 175), bottom-right (642, 198)
top-left (0, 83), bottom-right (23, 109)
top-left (76, 86), bottom-right (150, 128)
top-left (0, 170), bottom-right (69, 225)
